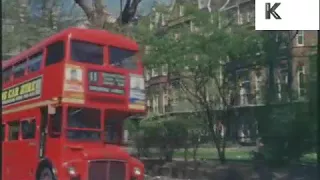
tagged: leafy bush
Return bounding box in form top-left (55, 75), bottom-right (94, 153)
top-left (127, 114), bottom-right (208, 161)
top-left (258, 104), bottom-right (316, 167)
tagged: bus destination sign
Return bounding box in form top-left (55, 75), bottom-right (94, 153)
top-left (88, 71), bottom-right (125, 95)
top-left (2, 76), bottom-right (42, 106)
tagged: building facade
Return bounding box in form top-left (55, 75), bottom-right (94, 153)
top-left (144, 0), bottom-right (317, 115)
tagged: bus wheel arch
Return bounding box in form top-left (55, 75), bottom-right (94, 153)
top-left (36, 158), bottom-right (57, 180)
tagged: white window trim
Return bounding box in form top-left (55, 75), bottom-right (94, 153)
top-left (179, 5), bottom-right (184, 16)
top-left (161, 14), bottom-right (166, 26)
top-left (254, 72), bottom-right (263, 103)
top-left (238, 13), bottom-right (243, 25)
top-left (297, 65), bottom-right (306, 97)
top-left (145, 70), bottom-right (150, 80)
top-left (246, 11), bottom-right (252, 22)
top-left (151, 68), bottom-right (158, 77)
top-left (296, 30), bottom-right (304, 46)
top-left (162, 65), bottom-right (168, 76)
top-left (190, 21), bottom-right (195, 32)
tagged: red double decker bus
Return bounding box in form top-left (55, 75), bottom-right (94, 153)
top-left (2, 27), bottom-right (146, 180)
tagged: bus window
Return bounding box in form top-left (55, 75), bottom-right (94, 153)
top-left (49, 107), bottom-right (62, 138)
top-left (67, 107), bottom-right (101, 141)
top-left (46, 41), bottom-right (65, 66)
top-left (13, 60), bottom-right (27, 78)
top-left (104, 119), bottom-right (122, 144)
top-left (3, 67), bottom-right (12, 83)
top-left (8, 121), bottom-right (20, 141)
top-left (71, 40), bottom-right (104, 65)
top-left (21, 119), bottom-right (36, 139)
top-left (109, 46), bottom-right (138, 70)
top-left (1, 124), bottom-right (5, 141)
top-left (28, 52), bottom-right (43, 73)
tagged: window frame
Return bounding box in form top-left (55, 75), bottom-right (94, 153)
top-left (296, 30), bottom-right (304, 46)
top-left (8, 121), bottom-right (20, 141)
top-left (297, 64), bottom-right (306, 97)
top-left (21, 118), bottom-right (36, 140)
top-left (46, 40), bottom-right (65, 67)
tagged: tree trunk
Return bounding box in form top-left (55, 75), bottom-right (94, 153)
top-left (74, 0), bottom-right (142, 29)
top-left (217, 146), bottom-right (226, 164)
top-left (192, 143), bottom-right (200, 172)
top-left (183, 145), bottom-right (189, 178)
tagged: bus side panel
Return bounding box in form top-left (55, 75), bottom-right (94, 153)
top-left (2, 108), bottom-right (40, 180)
top-left (42, 62), bottom-right (64, 101)
top-left (19, 109), bottom-right (41, 180)
top-left (2, 121), bottom-right (22, 180)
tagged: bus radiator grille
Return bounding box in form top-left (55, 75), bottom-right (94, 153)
top-left (88, 160), bottom-right (126, 180)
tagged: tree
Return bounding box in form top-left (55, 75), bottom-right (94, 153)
top-left (2, 0), bottom-right (79, 59)
top-left (255, 31), bottom-right (317, 167)
top-left (74, 0), bottom-right (143, 29)
top-left (139, 8), bottom-right (261, 163)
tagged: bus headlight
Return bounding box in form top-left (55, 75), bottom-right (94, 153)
top-left (67, 166), bottom-right (77, 176)
top-left (133, 167), bottom-right (141, 176)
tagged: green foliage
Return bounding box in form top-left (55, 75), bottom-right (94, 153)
top-left (2, 0), bottom-right (80, 59)
top-left (135, 6), bottom-right (262, 163)
top-left (128, 114), bottom-right (208, 160)
top-left (258, 104), bottom-right (316, 167)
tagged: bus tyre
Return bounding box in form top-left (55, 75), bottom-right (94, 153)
top-left (38, 167), bottom-right (55, 180)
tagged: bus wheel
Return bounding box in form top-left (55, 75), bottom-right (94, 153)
top-left (38, 168), bottom-right (54, 180)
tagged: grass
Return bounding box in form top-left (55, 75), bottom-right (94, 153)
top-left (173, 148), bottom-right (317, 163)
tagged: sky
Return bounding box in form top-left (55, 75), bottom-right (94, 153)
top-left (101, 0), bottom-right (173, 16)
top-left (30, 0), bottom-right (173, 17)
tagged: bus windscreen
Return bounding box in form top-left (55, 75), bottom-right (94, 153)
top-left (66, 107), bottom-right (101, 141)
top-left (109, 46), bottom-right (138, 70)
top-left (71, 40), bottom-right (104, 65)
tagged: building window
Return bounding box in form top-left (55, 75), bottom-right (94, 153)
top-left (162, 65), bottom-right (168, 76)
top-left (147, 100), bottom-right (151, 112)
top-left (297, 64), bottom-right (306, 98)
top-left (238, 13), bottom-right (243, 25)
top-left (151, 68), bottom-right (159, 77)
top-left (246, 11), bottom-right (253, 22)
top-left (161, 14), bottom-right (166, 26)
top-left (8, 121), bottom-right (20, 141)
top-left (296, 31), bottom-right (304, 46)
top-left (276, 62), bottom-right (288, 101)
top-left (236, 69), bottom-right (251, 105)
top-left (145, 69), bottom-right (150, 80)
top-left (21, 119), bottom-right (36, 139)
top-left (254, 70), bottom-right (263, 104)
top-left (190, 21), bottom-right (195, 32)
top-left (179, 5), bottom-right (184, 16)
top-left (152, 95), bottom-right (159, 113)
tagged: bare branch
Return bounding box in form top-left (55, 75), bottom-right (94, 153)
top-left (74, 0), bottom-right (95, 21)
top-left (119, 0), bottom-right (142, 24)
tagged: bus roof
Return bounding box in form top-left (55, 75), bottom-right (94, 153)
top-left (2, 27), bottom-right (139, 70)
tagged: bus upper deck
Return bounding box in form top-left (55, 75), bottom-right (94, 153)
top-left (2, 27), bottom-right (146, 114)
